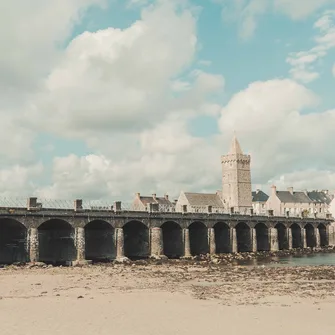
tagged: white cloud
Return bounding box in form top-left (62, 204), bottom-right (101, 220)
top-left (286, 10), bottom-right (335, 83)
top-left (1, 0), bottom-right (334, 204)
top-left (25, 1), bottom-right (205, 137)
top-left (0, 163), bottom-right (43, 198)
top-left (0, 0), bottom-right (105, 165)
top-left (219, 79), bottom-right (335, 187)
top-left (36, 118), bottom-right (222, 201)
top-left (37, 77), bottom-right (335, 202)
top-left (268, 169), bottom-right (335, 191)
top-left (0, 0), bottom-right (104, 92)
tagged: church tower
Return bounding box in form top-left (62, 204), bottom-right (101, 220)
top-left (221, 134), bottom-right (252, 214)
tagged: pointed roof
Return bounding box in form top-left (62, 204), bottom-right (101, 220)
top-left (229, 134), bottom-right (243, 155)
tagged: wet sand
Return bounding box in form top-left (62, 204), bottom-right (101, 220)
top-left (0, 261), bottom-right (335, 334)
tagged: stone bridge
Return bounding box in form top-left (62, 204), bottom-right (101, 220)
top-left (0, 204), bottom-right (333, 265)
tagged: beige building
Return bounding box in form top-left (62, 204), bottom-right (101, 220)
top-left (175, 134), bottom-right (252, 214)
top-left (132, 193), bottom-right (174, 212)
top-left (252, 189), bottom-right (269, 215)
top-left (266, 186), bottom-right (333, 218)
top-left (175, 191), bottom-right (225, 213)
top-left (221, 135), bottom-right (253, 214)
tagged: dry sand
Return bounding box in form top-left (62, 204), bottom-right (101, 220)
top-left (0, 261), bottom-right (335, 334)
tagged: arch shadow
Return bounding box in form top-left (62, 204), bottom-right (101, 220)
top-left (161, 221), bottom-right (183, 258)
top-left (305, 223), bottom-right (315, 247)
top-left (275, 223), bottom-right (288, 250)
top-left (291, 223), bottom-right (302, 248)
top-left (123, 220), bottom-right (149, 259)
top-left (255, 223), bottom-right (269, 251)
top-left (318, 223), bottom-right (328, 246)
top-left (85, 220), bottom-right (115, 262)
top-left (38, 219), bottom-right (76, 265)
top-left (236, 222), bottom-right (251, 253)
top-left (189, 221), bottom-right (209, 256)
top-left (214, 222), bottom-right (230, 253)
top-left (0, 218), bottom-right (28, 264)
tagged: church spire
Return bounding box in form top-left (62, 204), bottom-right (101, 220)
top-left (229, 133), bottom-right (243, 155)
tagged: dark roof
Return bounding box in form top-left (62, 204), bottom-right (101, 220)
top-left (307, 191), bottom-right (333, 205)
top-left (276, 191), bottom-right (311, 203)
top-left (252, 190), bottom-right (269, 202)
top-left (184, 192), bottom-right (224, 207)
top-left (139, 196), bottom-right (172, 206)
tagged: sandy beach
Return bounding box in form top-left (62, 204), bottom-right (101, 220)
top-left (0, 261), bottom-right (334, 335)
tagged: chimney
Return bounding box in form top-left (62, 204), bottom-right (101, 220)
top-left (152, 193), bottom-right (156, 200)
top-left (256, 189), bottom-right (260, 194)
top-left (113, 201), bottom-right (122, 212)
top-left (136, 192), bottom-right (140, 198)
top-left (164, 194), bottom-right (169, 200)
top-left (74, 199), bottom-right (83, 211)
top-left (287, 187), bottom-right (293, 195)
top-left (271, 185), bottom-right (277, 196)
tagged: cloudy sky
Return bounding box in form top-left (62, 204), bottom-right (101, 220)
top-left (1, 0), bottom-right (335, 203)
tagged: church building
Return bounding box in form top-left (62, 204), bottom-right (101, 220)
top-left (175, 134), bottom-right (253, 214)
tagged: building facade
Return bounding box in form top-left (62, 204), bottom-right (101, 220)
top-left (266, 186), bottom-right (333, 218)
top-left (252, 189), bottom-right (269, 215)
top-left (221, 135), bottom-right (252, 214)
top-left (131, 193), bottom-right (174, 212)
top-left (175, 191), bottom-right (225, 213)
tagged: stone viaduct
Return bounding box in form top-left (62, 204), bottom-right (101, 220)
top-left (0, 199), bottom-right (333, 265)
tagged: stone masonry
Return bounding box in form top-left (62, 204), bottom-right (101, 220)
top-left (0, 205), bottom-right (332, 265)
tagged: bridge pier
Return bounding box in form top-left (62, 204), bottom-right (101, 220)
top-left (314, 227), bottom-right (321, 248)
top-left (269, 227), bottom-right (279, 251)
top-left (115, 227), bottom-right (128, 262)
top-left (208, 228), bottom-right (216, 254)
top-left (183, 228), bottom-right (191, 258)
top-left (150, 227), bottom-right (167, 259)
top-left (72, 227), bottom-right (91, 266)
top-left (301, 227), bottom-right (307, 248)
top-left (29, 228), bottom-right (39, 262)
top-left (287, 228), bottom-right (293, 250)
top-left (251, 228), bottom-right (257, 252)
top-left (230, 228), bottom-right (237, 253)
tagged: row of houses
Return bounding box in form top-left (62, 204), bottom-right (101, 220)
top-left (131, 187), bottom-right (334, 219)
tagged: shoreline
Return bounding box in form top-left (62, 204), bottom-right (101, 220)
top-left (1, 246), bottom-right (335, 269)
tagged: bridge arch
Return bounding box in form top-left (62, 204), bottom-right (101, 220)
top-left (235, 222), bottom-right (251, 253)
top-left (318, 223), bottom-right (328, 246)
top-left (275, 222), bottom-right (288, 250)
top-left (305, 223), bottom-right (315, 247)
top-left (189, 221), bottom-right (209, 256)
top-left (85, 220), bottom-right (115, 262)
top-left (290, 223), bottom-right (302, 248)
top-left (214, 222), bottom-right (230, 253)
top-left (38, 219), bottom-right (76, 265)
top-left (123, 220), bottom-right (149, 259)
top-left (255, 222), bottom-right (269, 251)
top-left (0, 218), bottom-right (28, 264)
top-left (161, 221), bottom-right (183, 258)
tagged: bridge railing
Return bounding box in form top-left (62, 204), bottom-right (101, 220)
top-left (0, 196), bottom-right (332, 220)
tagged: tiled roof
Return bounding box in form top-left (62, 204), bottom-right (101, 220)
top-left (252, 190), bottom-right (269, 202)
top-left (276, 191), bottom-right (311, 203)
top-left (275, 190), bottom-right (333, 204)
top-left (184, 192), bottom-right (224, 207)
top-left (139, 196), bottom-right (172, 206)
top-left (307, 191), bottom-right (333, 205)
